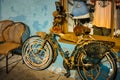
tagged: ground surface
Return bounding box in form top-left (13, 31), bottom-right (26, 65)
top-left (0, 54), bottom-right (75, 80)
top-left (1, 54), bottom-right (120, 80)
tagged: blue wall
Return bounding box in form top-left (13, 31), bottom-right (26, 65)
top-left (0, 0), bottom-right (57, 35)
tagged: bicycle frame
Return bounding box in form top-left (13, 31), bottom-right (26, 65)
top-left (38, 32), bottom-right (77, 69)
top-left (22, 1), bottom-right (118, 79)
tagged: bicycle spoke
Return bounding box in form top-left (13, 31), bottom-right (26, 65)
top-left (22, 36), bottom-right (53, 70)
top-left (77, 42), bottom-right (117, 80)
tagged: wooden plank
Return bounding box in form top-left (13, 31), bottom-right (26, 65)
top-left (59, 33), bottom-right (120, 50)
top-left (91, 35), bottom-right (120, 50)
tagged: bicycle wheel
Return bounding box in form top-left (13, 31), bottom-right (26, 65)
top-left (22, 36), bottom-right (53, 70)
top-left (77, 44), bottom-right (117, 80)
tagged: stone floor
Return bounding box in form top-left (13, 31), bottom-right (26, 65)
top-left (0, 54), bottom-right (75, 80)
top-left (1, 53), bottom-right (120, 80)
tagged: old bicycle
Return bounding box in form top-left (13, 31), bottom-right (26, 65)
top-left (22, 1), bottom-right (118, 80)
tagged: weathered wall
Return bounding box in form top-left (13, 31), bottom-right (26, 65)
top-left (0, 0), bottom-right (57, 34)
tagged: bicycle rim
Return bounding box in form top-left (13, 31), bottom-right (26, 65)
top-left (77, 51), bottom-right (117, 80)
top-left (22, 36), bottom-right (53, 70)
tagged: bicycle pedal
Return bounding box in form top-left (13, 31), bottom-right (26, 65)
top-left (64, 72), bottom-right (71, 78)
top-left (65, 51), bottom-right (69, 57)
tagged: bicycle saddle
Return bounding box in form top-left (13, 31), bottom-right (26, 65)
top-left (73, 24), bottom-right (91, 36)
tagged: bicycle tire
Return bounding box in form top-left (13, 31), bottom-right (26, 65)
top-left (76, 44), bottom-right (117, 80)
top-left (22, 36), bottom-right (53, 70)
